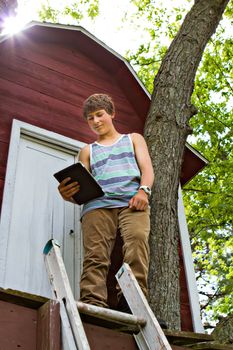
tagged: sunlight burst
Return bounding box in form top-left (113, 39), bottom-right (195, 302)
top-left (1, 15), bottom-right (27, 35)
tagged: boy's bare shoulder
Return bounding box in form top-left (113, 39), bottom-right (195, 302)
top-left (80, 144), bottom-right (90, 155)
top-left (131, 133), bottom-right (145, 143)
top-left (78, 145), bottom-right (91, 170)
top-left (131, 132), bottom-right (143, 138)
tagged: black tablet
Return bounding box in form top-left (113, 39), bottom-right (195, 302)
top-left (53, 161), bottom-right (104, 205)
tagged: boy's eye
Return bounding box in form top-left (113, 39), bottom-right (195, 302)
top-left (87, 110), bottom-right (104, 120)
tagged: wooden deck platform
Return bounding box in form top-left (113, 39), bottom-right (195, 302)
top-left (1, 288), bottom-right (232, 350)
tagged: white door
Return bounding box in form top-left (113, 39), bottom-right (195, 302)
top-left (0, 134), bottom-right (83, 299)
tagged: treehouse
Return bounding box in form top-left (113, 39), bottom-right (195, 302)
top-left (0, 21), bottom-right (209, 349)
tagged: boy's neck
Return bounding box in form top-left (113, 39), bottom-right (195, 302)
top-left (96, 129), bottom-right (121, 145)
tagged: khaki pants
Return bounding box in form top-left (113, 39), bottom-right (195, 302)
top-left (80, 207), bottom-right (150, 307)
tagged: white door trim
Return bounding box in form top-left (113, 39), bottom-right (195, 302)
top-left (0, 119), bottom-right (86, 284)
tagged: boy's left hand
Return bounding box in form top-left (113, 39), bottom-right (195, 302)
top-left (128, 190), bottom-right (149, 211)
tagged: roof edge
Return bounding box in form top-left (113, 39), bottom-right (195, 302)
top-left (185, 143), bottom-right (209, 164)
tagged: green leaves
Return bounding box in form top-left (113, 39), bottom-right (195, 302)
top-left (39, 4), bottom-right (60, 23)
top-left (38, 0), bottom-right (99, 24)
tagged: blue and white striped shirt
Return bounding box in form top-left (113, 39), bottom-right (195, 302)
top-left (81, 134), bottom-right (141, 217)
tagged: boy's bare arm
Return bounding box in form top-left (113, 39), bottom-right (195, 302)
top-left (129, 133), bottom-right (154, 211)
top-left (78, 145), bottom-right (91, 171)
top-left (132, 133), bottom-right (154, 188)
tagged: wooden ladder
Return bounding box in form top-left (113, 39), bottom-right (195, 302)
top-left (43, 239), bottom-right (172, 350)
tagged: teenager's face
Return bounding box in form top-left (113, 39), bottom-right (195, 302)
top-left (86, 109), bottom-right (114, 135)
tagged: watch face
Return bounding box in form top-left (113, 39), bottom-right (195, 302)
top-left (146, 188), bottom-right (151, 195)
top-left (140, 186), bottom-right (151, 196)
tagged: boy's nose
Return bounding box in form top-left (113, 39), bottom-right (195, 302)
top-left (93, 116), bottom-right (100, 123)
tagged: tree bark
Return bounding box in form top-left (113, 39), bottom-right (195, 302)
top-left (212, 315), bottom-right (233, 344)
top-left (146, 0), bottom-right (230, 330)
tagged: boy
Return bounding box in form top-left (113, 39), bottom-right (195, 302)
top-left (58, 93), bottom-right (154, 310)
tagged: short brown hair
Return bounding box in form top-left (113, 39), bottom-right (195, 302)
top-left (83, 94), bottom-right (115, 119)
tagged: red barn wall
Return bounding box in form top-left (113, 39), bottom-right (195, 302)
top-left (0, 32), bottom-right (145, 206)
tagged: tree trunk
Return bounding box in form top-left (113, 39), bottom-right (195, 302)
top-left (146, 0), bottom-right (230, 330)
top-left (212, 315), bottom-right (233, 344)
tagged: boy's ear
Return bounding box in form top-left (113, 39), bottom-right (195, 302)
top-left (111, 113), bottom-right (115, 119)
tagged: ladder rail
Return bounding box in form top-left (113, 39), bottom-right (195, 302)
top-left (44, 239), bottom-right (90, 350)
top-left (60, 302), bottom-right (77, 350)
top-left (116, 263), bottom-right (172, 350)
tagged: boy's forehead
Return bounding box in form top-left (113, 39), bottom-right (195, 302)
top-left (87, 109), bottom-right (105, 116)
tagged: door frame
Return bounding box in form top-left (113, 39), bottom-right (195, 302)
top-left (0, 119), bottom-right (86, 285)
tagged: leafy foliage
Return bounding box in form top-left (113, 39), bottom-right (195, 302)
top-left (125, 0), bottom-right (192, 93)
top-left (38, 0), bottom-right (99, 24)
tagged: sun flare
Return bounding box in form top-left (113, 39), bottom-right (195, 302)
top-left (1, 15), bottom-right (27, 35)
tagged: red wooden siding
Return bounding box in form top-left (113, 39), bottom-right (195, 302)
top-left (0, 289), bottom-right (60, 350)
top-left (179, 243), bottom-right (194, 332)
top-left (0, 300), bottom-right (37, 349)
top-left (84, 322), bottom-right (138, 350)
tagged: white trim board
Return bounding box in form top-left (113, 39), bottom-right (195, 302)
top-left (178, 185), bottom-right (204, 333)
top-left (0, 119), bottom-right (86, 285)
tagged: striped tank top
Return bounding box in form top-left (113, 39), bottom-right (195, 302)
top-left (81, 134), bottom-right (141, 217)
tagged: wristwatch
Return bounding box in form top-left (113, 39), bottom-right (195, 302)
top-left (139, 186), bottom-right (151, 197)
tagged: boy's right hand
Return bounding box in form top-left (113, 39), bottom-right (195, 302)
top-left (58, 177), bottom-right (80, 202)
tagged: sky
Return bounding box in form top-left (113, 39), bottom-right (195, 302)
top-left (1, 0), bottom-right (193, 55)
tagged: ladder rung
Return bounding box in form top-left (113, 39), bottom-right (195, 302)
top-left (77, 301), bottom-right (146, 332)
